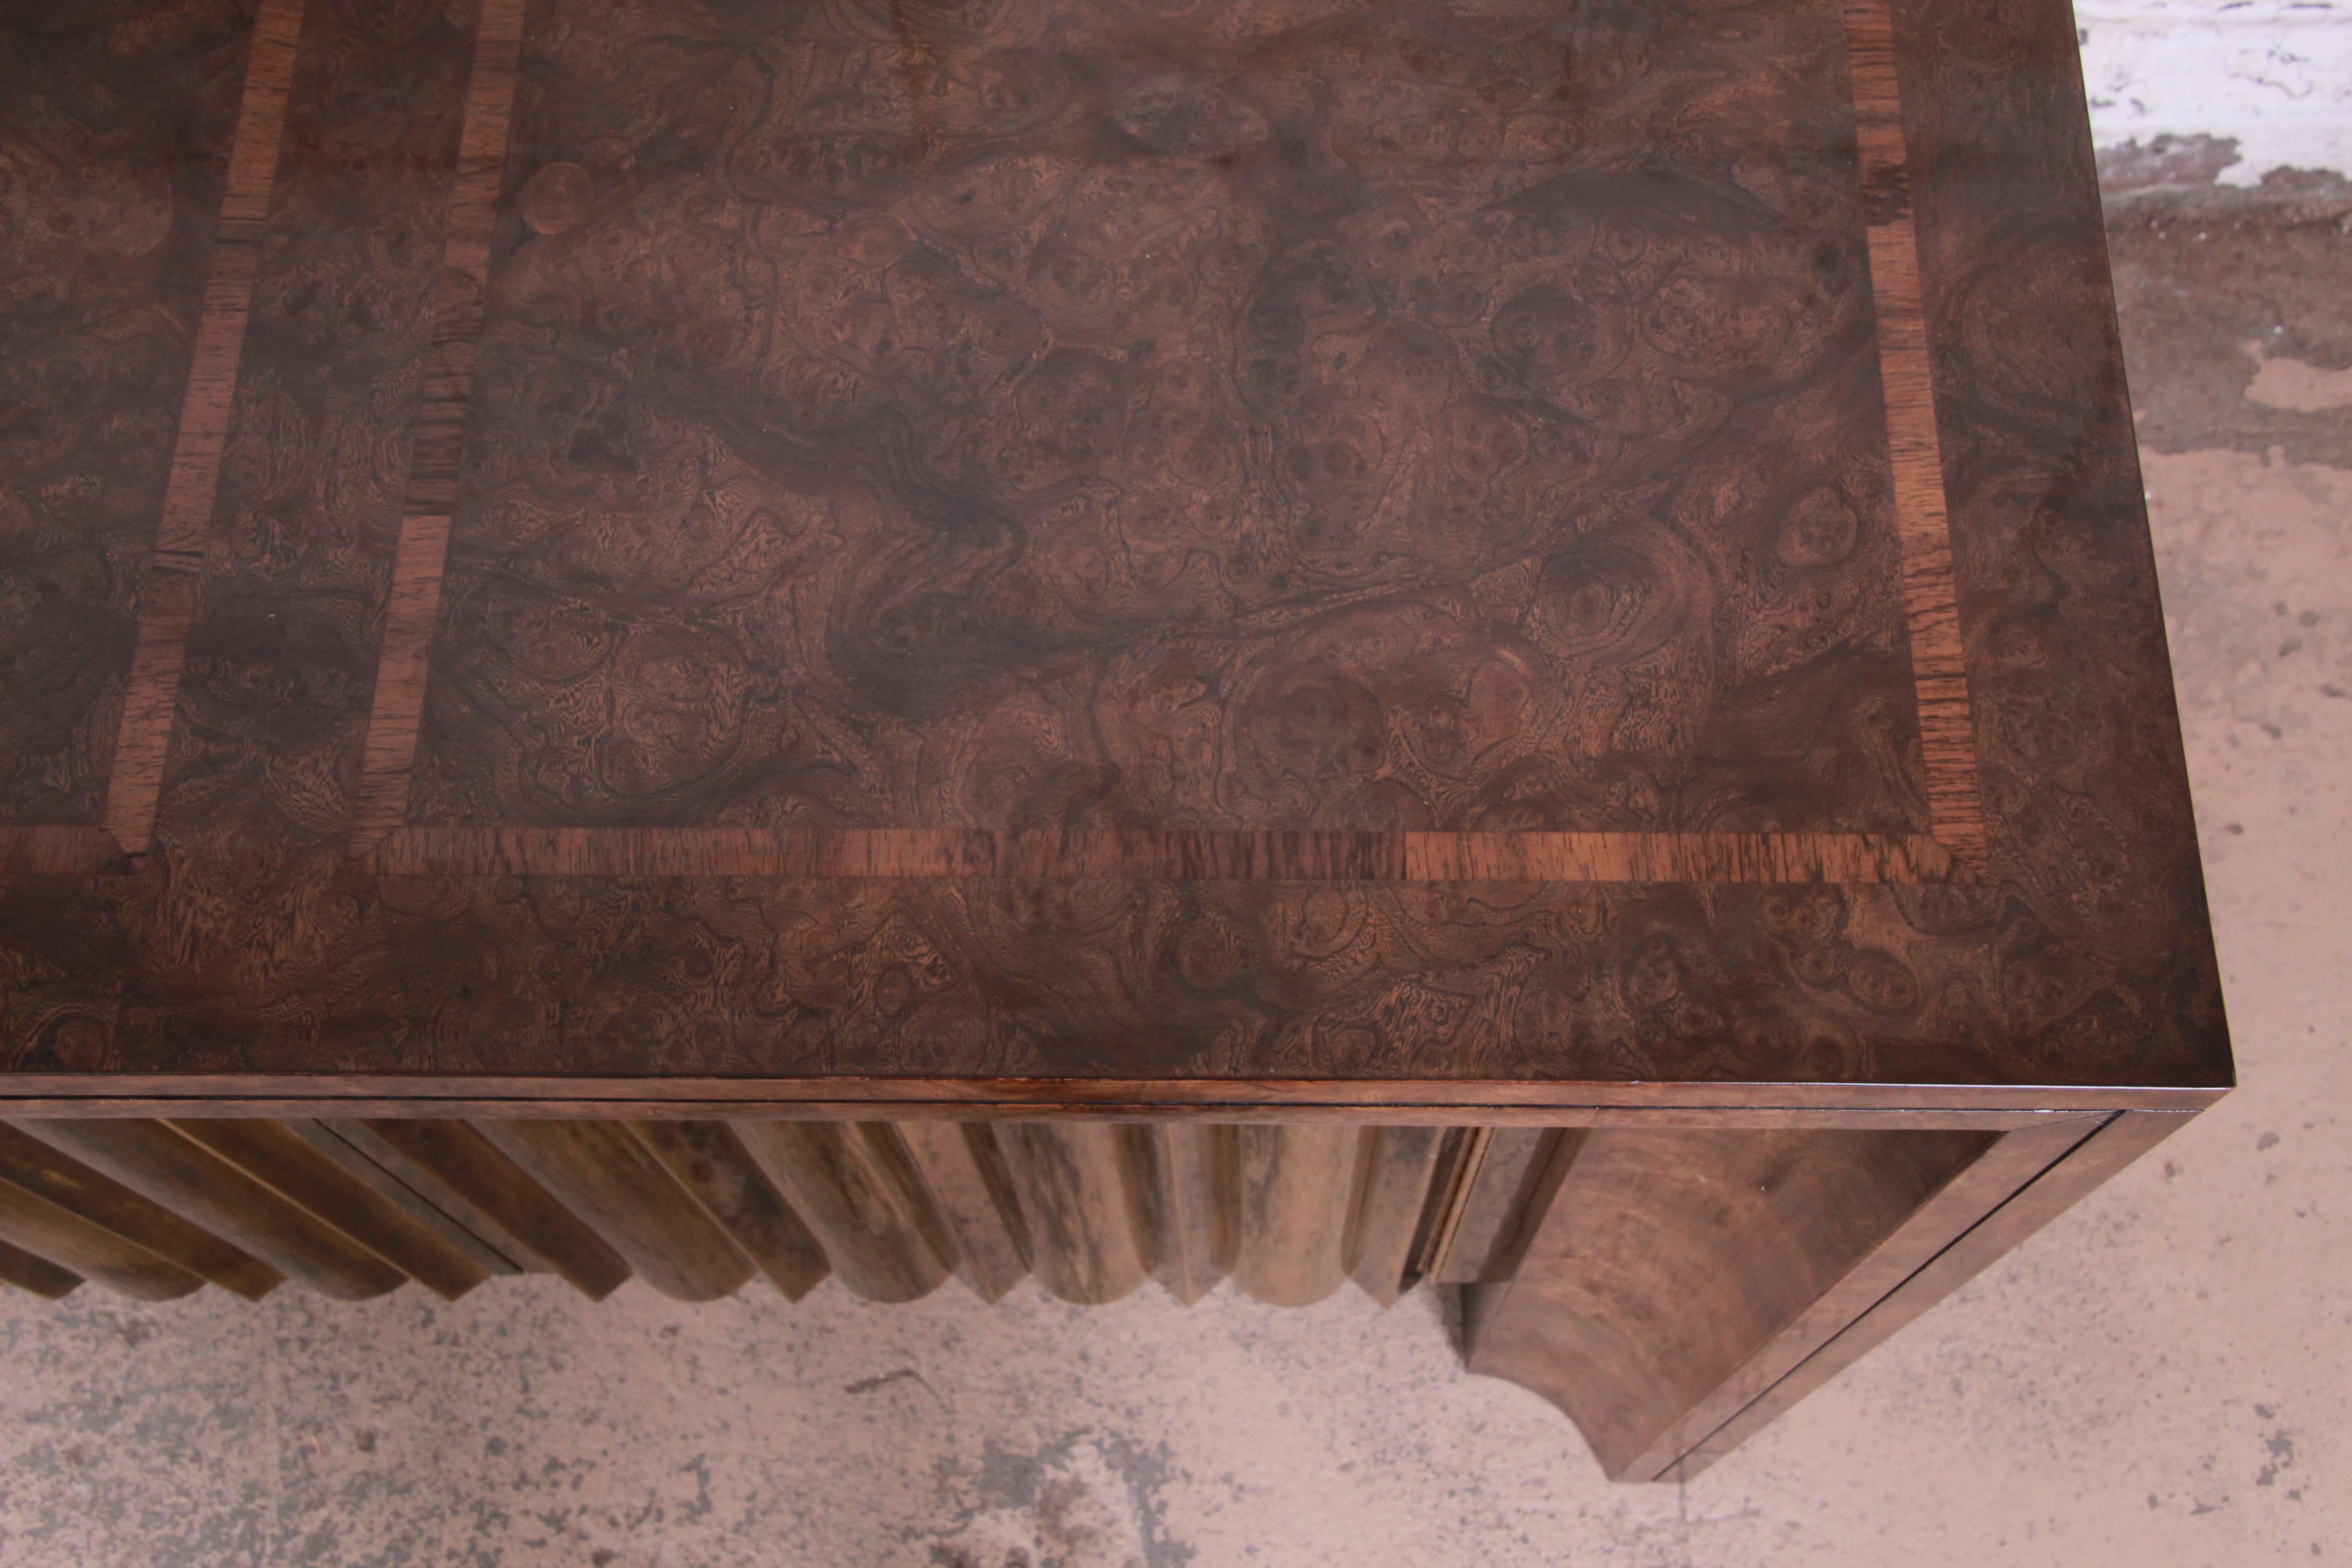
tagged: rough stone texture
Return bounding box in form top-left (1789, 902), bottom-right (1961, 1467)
top-left (0, 182), bottom-right (2345, 1568)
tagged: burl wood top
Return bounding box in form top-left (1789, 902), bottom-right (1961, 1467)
top-left (0, 0), bottom-right (2229, 1110)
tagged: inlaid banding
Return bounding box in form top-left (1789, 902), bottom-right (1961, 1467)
top-left (1842, 0), bottom-right (1991, 872)
top-left (333, 0), bottom-right (1987, 890)
top-left (95, 0), bottom-right (308, 857)
top-left (359, 827), bottom-right (1950, 884)
top-left (350, 0), bottom-right (528, 843)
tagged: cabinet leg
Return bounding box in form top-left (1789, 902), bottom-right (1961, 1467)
top-left (1463, 1119), bottom-right (2123, 1479)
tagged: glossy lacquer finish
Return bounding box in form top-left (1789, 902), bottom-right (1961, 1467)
top-left (0, 0), bottom-right (2225, 1108)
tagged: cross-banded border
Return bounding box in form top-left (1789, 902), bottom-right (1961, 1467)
top-left (0, 0), bottom-right (307, 877)
top-left (0, 0), bottom-right (1983, 887)
top-left (1840, 0), bottom-right (1986, 872)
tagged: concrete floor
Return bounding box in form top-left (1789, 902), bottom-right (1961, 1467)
top-left (2, 171), bottom-right (2346, 1568)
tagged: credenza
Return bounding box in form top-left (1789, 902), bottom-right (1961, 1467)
top-left (0, 0), bottom-right (2229, 1481)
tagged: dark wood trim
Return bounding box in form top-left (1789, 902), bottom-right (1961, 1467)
top-left (0, 1103), bottom-right (2134, 1127)
top-left (0, 1236), bottom-right (84, 1300)
top-left (0, 1068), bottom-right (2215, 1118)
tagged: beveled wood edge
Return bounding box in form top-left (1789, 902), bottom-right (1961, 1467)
top-left (0, 1102), bottom-right (2125, 1128)
top-left (0, 1073), bottom-right (2221, 1120)
top-left (1661, 1108), bottom-right (2200, 1479)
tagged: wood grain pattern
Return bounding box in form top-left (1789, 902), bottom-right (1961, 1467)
top-left (1347, 1125), bottom-right (1448, 1307)
top-left (351, 0), bottom-right (527, 840)
top-left (994, 1122), bottom-right (1154, 1305)
top-left (1143, 1123), bottom-right (1232, 1305)
top-left (0, 0), bottom-right (2226, 1122)
top-left (0, 828), bottom-right (132, 877)
top-left (99, 0), bottom-right (308, 855)
top-left (0, 1122), bottom-right (282, 1298)
top-left (350, 0), bottom-right (1950, 885)
top-left (285, 1119), bottom-right (524, 1277)
top-left (364, 826), bottom-right (1402, 880)
top-left (1429, 1127), bottom-right (1580, 1284)
top-left (170, 1117), bottom-right (490, 1300)
top-left (628, 1120), bottom-right (831, 1301)
top-left (12, 1118), bottom-right (403, 1299)
top-left (353, 515), bottom-right (453, 837)
top-left (1463, 1125), bottom-right (1994, 1478)
top-left (1841, 0), bottom-right (1987, 871)
top-left (1607, 1115), bottom-right (2084, 1479)
top-left (1415, 1126), bottom-right (1490, 1286)
top-left (1667, 1111), bottom-right (2190, 1476)
top-left (1230, 1125), bottom-right (1362, 1307)
top-left (0, 1104), bottom-right (2212, 1486)
top-left (358, 826), bottom-right (1952, 883)
top-left (357, 1118), bottom-right (630, 1297)
top-left (0, 1179), bottom-right (204, 1301)
top-left (313, 1119), bottom-right (535, 1277)
top-left (897, 1119), bottom-right (1031, 1302)
top-left (477, 1118), bottom-right (752, 1300)
top-left (340, 0), bottom-right (1992, 887)
top-left (0, 1082), bottom-right (2184, 1121)
top-left (730, 1121), bottom-right (952, 1302)
top-left (107, 0), bottom-right (482, 873)
top-left (1405, 1128), bottom-right (1479, 1286)
top-left (0, 1236), bottom-right (83, 1300)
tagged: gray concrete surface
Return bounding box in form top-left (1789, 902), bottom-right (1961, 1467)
top-left (2080, 0), bottom-right (2352, 183)
top-left (2, 174), bottom-right (2347, 1568)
